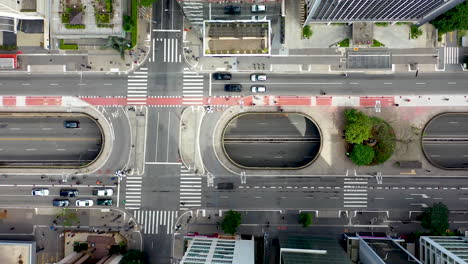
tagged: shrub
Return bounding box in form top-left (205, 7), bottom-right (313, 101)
top-left (65, 24), bottom-right (85, 29)
top-left (410, 25), bottom-right (423, 39)
top-left (131, 0), bottom-right (138, 47)
top-left (0, 45), bottom-right (17, 50)
top-left (396, 22), bottom-right (411, 25)
top-left (371, 39), bottom-right (385, 47)
top-left (370, 117), bottom-right (396, 164)
top-left (431, 1), bottom-right (468, 34)
top-left (338, 38), bottom-right (349, 47)
top-left (299, 212), bottom-right (312, 228)
top-left (105, 0), bottom-right (113, 12)
top-left (221, 210), bottom-right (242, 235)
top-left (344, 109), bottom-right (373, 144)
top-left (303, 25), bottom-right (313, 39)
top-left (97, 13), bottom-right (111, 24)
top-left (375, 22), bottom-right (388, 27)
top-left (139, 0), bottom-right (158, 7)
top-left (350, 144), bottom-right (375, 166)
top-left (61, 13), bottom-right (70, 23)
top-left (419, 202), bottom-right (450, 235)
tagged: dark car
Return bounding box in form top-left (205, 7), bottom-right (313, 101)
top-left (97, 199), bottom-right (113, 206)
top-left (213, 72), bottom-right (232, 80)
top-left (53, 199), bottom-right (70, 207)
top-left (60, 189), bottom-right (78, 197)
top-left (217, 182), bottom-right (234, 190)
top-left (64, 120), bottom-right (80, 128)
top-left (224, 5), bottom-right (241, 15)
top-left (224, 84), bottom-right (242, 92)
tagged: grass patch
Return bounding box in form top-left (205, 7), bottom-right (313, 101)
top-left (59, 39), bottom-right (78, 50)
top-left (131, 0), bottom-right (138, 47)
top-left (371, 39), bottom-right (385, 47)
top-left (105, 0), bottom-right (113, 12)
top-left (370, 117), bottom-right (396, 164)
top-left (65, 24), bottom-right (85, 29)
top-left (0, 45), bottom-right (17, 50)
top-left (375, 22), bottom-right (389, 27)
top-left (331, 22), bottom-right (347, 26)
top-left (96, 13), bottom-right (111, 24)
top-left (396, 22), bottom-right (411, 25)
top-left (337, 38), bottom-right (349, 47)
top-left (302, 25), bottom-right (312, 39)
top-left (61, 13), bottom-right (70, 23)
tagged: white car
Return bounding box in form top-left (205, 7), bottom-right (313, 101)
top-left (92, 188), bottom-right (113, 196)
top-left (32, 188), bottom-right (49, 196)
top-left (251, 4), bottom-right (266, 13)
top-left (250, 74), bottom-right (267, 81)
top-left (251, 86), bottom-right (267, 93)
top-left (76, 199), bottom-right (94, 207)
top-left (251, 15), bottom-right (266, 21)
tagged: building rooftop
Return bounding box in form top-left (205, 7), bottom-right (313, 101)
top-left (361, 238), bottom-right (420, 264)
top-left (0, 240), bottom-right (35, 264)
top-left (421, 236), bottom-right (468, 263)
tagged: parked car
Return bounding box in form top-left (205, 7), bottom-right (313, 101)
top-left (31, 188), bottom-right (49, 196)
top-left (251, 86), bottom-right (267, 93)
top-left (224, 84), bottom-right (242, 92)
top-left (250, 74), bottom-right (267, 81)
top-left (92, 188), bottom-right (113, 196)
top-left (213, 72), bottom-right (232, 80)
top-left (224, 5), bottom-right (241, 15)
top-left (97, 199), bottom-right (113, 206)
top-left (251, 15), bottom-right (266, 20)
top-left (64, 121), bottom-right (80, 128)
top-left (60, 189), bottom-right (78, 197)
top-left (251, 4), bottom-right (266, 13)
top-left (76, 199), bottom-right (94, 207)
top-left (53, 199), bottom-right (70, 207)
top-left (217, 182), bottom-right (234, 190)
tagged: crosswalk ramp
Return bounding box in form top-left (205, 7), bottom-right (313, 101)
top-left (124, 176), bottom-right (143, 210)
top-left (133, 210), bottom-right (178, 235)
top-left (444, 47), bottom-right (459, 64)
top-left (154, 38), bottom-right (181, 63)
top-left (182, 68), bottom-right (204, 105)
top-left (343, 177), bottom-right (368, 208)
top-left (180, 165), bottom-right (202, 210)
top-left (127, 67), bottom-right (148, 105)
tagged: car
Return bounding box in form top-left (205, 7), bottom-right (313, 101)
top-left (251, 4), bottom-right (266, 13)
top-left (224, 5), bottom-right (241, 15)
top-left (224, 84), bottom-right (242, 92)
top-left (53, 199), bottom-right (70, 207)
top-left (97, 199), bottom-right (113, 206)
top-left (213, 72), bottom-right (232, 80)
top-left (64, 121), bottom-right (80, 128)
top-left (251, 86), bottom-right (267, 93)
top-left (60, 189), bottom-right (78, 197)
top-left (92, 188), bottom-right (113, 196)
top-left (251, 15), bottom-right (266, 20)
top-left (76, 199), bottom-right (94, 207)
top-left (31, 188), bottom-right (49, 196)
top-left (250, 74), bottom-right (267, 81)
top-left (217, 182), bottom-right (234, 190)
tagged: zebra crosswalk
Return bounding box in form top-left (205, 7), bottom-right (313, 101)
top-left (127, 67), bottom-right (148, 105)
top-left (180, 165), bottom-right (202, 210)
top-left (133, 210), bottom-right (178, 235)
top-left (180, 1), bottom-right (204, 27)
top-left (124, 176), bottom-right (143, 210)
top-left (182, 68), bottom-right (204, 105)
top-left (343, 177), bottom-right (368, 208)
top-left (154, 38), bottom-right (181, 63)
top-left (444, 47), bottom-right (459, 64)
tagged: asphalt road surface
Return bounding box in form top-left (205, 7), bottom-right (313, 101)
top-left (0, 114), bottom-right (102, 167)
top-left (423, 113), bottom-right (468, 169)
top-left (223, 113), bottom-right (321, 168)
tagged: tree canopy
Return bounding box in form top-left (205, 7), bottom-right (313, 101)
top-left (350, 144), bottom-right (375, 166)
top-left (139, 0), bottom-right (158, 7)
top-left (299, 212), bottom-right (312, 228)
top-left (221, 210), bottom-right (242, 235)
top-left (120, 249), bottom-right (146, 264)
top-left (344, 109), bottom-right (373, 144)
top-left (420, 202), bottom-right (450, 235)
top-left (431, 1), bottom-right (468, 34)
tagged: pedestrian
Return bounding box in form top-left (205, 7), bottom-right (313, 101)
top-left (66, 242), bottom-right (70, 245)
top-left (41, 233), bottom-right (45, 237)
top-left (71, 234), bottom-right (75, 237)
top-left (425, 170), bottom-right (431, 173)
top-left (10, 227), bottom-right (15, 231)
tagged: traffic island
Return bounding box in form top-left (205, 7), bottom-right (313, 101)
top-left (179, 106), bottom-right (205, 175)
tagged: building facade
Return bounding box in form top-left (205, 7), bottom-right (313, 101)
top-left (304, 0), bottom-right (465, 26)
top-left (420, 236), bottom-right (468, 264)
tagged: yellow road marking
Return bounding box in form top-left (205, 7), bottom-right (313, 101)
top-left (0, 138), bottom-right (98, 141)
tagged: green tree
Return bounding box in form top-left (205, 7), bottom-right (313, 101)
top-left (221, 210), bottom-right (242, 235)
top-left (139, 0), bottom-right (158, 7)
top-left (420, 202), bottom-right (450, 235)
top-left (344, 109), bottom-right (373, 144)
top-left (431, 1), bottom-right (468, 34)
top-left (57, 209), bottom-right (79, 227)
top-left (350, 144), bottom-right (375, 166)
top-left (299, 212), bottom-right (312, 228)
top-left (104, 36), bottom-right (132, 58)
top-left (123, 15), bottom-right (134, 32)
top-left (120, 249), bottom-right (145, 264)
top-left (303, 25), bottom-right (313, 39)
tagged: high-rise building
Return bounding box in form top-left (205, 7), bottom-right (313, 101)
top-left (304, 0), bottom-right (465, 26)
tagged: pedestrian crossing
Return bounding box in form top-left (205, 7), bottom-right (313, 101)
top-left (444, 47), bottom-right (459, 64)
top-left (127, 67), bottom-right (148, 105)
top-left (154, 38), bottom-right (181, 63)
top-left (182, 68), bottom-right (204, 105)
top-left (133, 210), bottom-right (178, 235)
top-left (180, 165), bottom-right (202, 210)
top-left (343, 177), bottom-right (368, 208)
top-left (124, 176), bottom-right (143, 210)
top-left (180, 1), bottom-right (204, 27)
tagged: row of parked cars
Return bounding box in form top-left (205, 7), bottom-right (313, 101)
top-left (214, 72), bottom-right (268, 93)
top-left (31, 188), bottom-right (113, 207)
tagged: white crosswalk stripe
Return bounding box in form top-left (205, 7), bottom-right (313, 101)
top-left (133, 210), bottom-right (178, 234)
top-left (181, 1), bottom-right (204, 26)
top-left (154, 38), bottom-right (181, 63)
top-left (124, 176), bottom-right (143, 210)
top-left (182, 68), bottom-right (204, 105)
top-left (444, 47), bottom-right (459, 64)
top-left (343, 177), bottom-right (368, 208)
top-left (180, 165), bottom-right (202, 210)
top-left (127, 68), bottom-right (148, 105)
